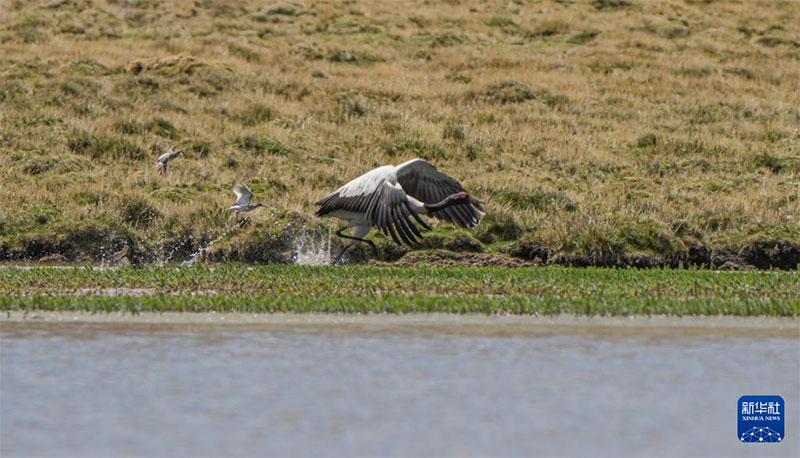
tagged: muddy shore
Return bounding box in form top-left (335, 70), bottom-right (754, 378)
top-left (1, 239), bottom-right (798, 270)
top-left (3, 312), bottom-right (798, 338)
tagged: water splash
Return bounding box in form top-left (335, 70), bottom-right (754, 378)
top-left (180, 231), bottom-right (228, 267)
top-left (294, 227), bottom-right (333, 266)
top-left (155, 235), bottom-right (193, 268)
top-left (97, 243), bottom-right (129, 269)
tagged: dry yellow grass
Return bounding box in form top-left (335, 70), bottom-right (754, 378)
top-left (1, 0), bottom-right (798, 267)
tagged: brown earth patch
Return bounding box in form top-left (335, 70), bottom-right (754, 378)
top-left (370, 250), bottom-right (537, 268)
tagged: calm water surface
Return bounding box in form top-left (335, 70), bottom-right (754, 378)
top-left (1, 316), bottom-right (798, 457)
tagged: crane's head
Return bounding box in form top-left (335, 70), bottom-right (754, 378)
top-left (454, 191), bottom-right (485, 213)
top-left (442, 191), bottom-right (470, 206)
top-left (447, 191), bottom-right (470, 204)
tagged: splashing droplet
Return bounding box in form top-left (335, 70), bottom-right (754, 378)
top-left (294, 227), bottom-right (332, 266)
top-left (181, 231), bottom-right (229, 267)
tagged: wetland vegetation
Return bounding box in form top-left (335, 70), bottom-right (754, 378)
top-left (1, 266), bottom-right (797, 316)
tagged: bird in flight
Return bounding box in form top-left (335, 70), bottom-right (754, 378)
top-left (315, 158), bottom-right (484, 262)
top-left (228, 181), bottom-right (265, 223)
top-left (154, 146), bottom-right (183, 175)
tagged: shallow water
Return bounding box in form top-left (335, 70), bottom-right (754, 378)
top-left (1, 316), bottom-right (798, 457)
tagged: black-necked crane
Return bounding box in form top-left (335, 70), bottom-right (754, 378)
top-left (228, 181), bottom-right (265, 223)
top-left (315, 158), bottom-right (485, 261)
top-left (154, 146), bottom-right (183, 175)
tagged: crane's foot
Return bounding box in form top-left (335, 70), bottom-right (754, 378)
top-left (333, 227), bottom-right (378, 264)
top-left (333, 247), bottom-right (349, 265)
top-left (333, 241), bottom-right (378, 265)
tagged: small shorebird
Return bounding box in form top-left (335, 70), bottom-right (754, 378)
top-left (155, 146), bottom-right (183, 175)
top-left (228, 181), bottom-right (265, 223)
top-left (315, 158), bottom-right (484, 261)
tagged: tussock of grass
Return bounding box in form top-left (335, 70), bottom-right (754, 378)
top-left (567, 29), bottom-right (600, 45)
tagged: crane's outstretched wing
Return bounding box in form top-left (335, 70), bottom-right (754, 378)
top-left (315, 180), bottom-right (431, 246)
top-left (395, 158), bottom-right (484, 229)
top-left (232, 181), bottom-right (253, 206)
top-left (366, 181), bottom-right (432, 246)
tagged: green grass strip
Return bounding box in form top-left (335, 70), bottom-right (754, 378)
top-left (1, 266), bottom-right (798, 316)
top-left (1, 265), bottom-right (798, 298)
top-left (1, 294), bottom-right (797, 317)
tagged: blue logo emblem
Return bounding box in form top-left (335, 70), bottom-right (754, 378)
top-left (738, 395), bottom-right (784, 443)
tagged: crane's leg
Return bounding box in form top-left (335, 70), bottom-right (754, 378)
top-left (334, 242), bottom-right (355, 264)
top-left (334, 226), bottom-right (375, 263)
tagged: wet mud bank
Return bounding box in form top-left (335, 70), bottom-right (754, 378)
top-left (1, 236), bottom-right (798, 270)
top-left (3, 312), bottom-right (799, 338)
top-left (510, 239), bottom-right (800, 270)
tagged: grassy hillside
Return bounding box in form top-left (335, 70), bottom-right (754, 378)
top-left (1, 0), bottom-right (798, 268)
top-left (1, 266), bottom-right (798, 316)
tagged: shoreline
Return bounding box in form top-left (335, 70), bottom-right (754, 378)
top-left (2, 311), bottom-right (797, 337)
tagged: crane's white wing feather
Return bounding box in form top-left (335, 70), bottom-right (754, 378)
top-left (335, 165), bottom-right (395, 197)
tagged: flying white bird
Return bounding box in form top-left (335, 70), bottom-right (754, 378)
top-left (154, 146), bottom-right (183, 175)
top-left (315, 158), bottom-right (485, 261)
top-left (228, 181), bottom-right (265, 222)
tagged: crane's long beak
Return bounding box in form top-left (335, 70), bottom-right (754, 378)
top-left (469, 197), bottom-right (485, 213)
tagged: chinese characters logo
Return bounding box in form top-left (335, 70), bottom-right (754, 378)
top-left (738, 395), bottom-right (784, 443)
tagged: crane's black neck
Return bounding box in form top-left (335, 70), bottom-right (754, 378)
top-left (424, 194), bottom-right (462, 213)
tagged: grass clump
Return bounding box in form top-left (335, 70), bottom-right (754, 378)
top-left (267, 5), bottom-right (298, 16)
top-left (496, 188), bottom-right (575, 212)
top-left (67, 131), bottom-right (144, 160)
top-left (567, 29), bottom-right (600, 44)
top-left (327, 49), bottom-right (384, 65)
top-left (236, 104), bottom-right (273, 125)
top-left (19, 155), bottom-right (92, 176)
top-left (384, 139), bottom-right (445, 161)
top-left (119, 196), bottom-right (160, 228)
top-left (148, 117), bottom-right (179, 139)
top-left (528, 19), bottom-right (569, 38)
top-left (479, 81), bottom-right (568, 107)
top-left (233, 136), bottom-right (292, 156)
top-left (752, 153), bottom-right (796, 173)
top-left (482, 80), bottom-right (536, 104)
top-left (755, 37), bottom-right (786, 48)
top-left (593, 0), bottom-right (632, 10)
top-left (442, 124), bottom-right (467, 141)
